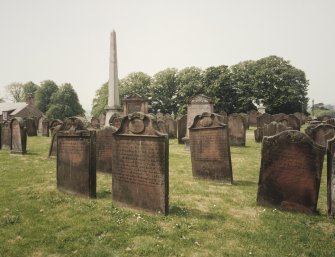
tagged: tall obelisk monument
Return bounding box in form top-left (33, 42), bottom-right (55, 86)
top-left (105, 30), bottom-right (122, 126)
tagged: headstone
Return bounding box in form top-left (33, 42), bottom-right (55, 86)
top-left (48, 125), bottom-right (62, 158)
top-left (257, 130), bottom-right (325, 214)
top-left (177, 115), bottom-right (187, 144)
top-left (218, 111), bottom-right (228, 124)
top-left (25, 118), bottom-right (37, 136)
top-left (273, 113), bottom-right (300, 131)
top-left (327, 136), bottom-right (335, 217)
top-left (1, 121), bottom-right (11, 150)
top-left (123, 94), bottom-right (149, 115)
top-left (91, 117), bottom-right (100, 129)
top-left (57, 129), bottom-right (96, 198)
top-left (239, 113), bottom-right (249, 129)
top-left (228, 113), bottom-right (246, 146)
top-left (96, 126), bottom-right (116, 173)
top-left (108, 113), bottom-right (123, 129)
top-left (156, 113), bottom-right (167, 134)
top-left (42, 119), bottom-right (49, 137)
top-left (10, 117), bottom-right (27, 154)
top-left (165, 114), bottom-right (177, 138)
top-left (305, 124), bottom-right (335, 147)
top-left (99, 113), bottom-right (106, 127)
top-left (189, 112), bottom-right (233, 183)
top-left (254, 113), bottom-right (273, 142)
top-left (49, 119), bottom-right (63, 134)
top-left (294, 112), bottom-right (305, 125)
top-left (112, 112), bottom-right (169, 214)
top-left (326, 118), bottom-right (335, 126)
top-left (263, 121), bottom-right (291, 137)
top-left (248, 110), bottom-right (260, 127)
top-left (38, 116), bottom-right (45, 134)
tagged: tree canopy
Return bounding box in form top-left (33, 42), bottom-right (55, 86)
top-left (6, 82), bottom-right (25, 102)
top-left (35, 80), bottom-right (59, 113)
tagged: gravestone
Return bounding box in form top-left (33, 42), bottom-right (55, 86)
top-left (57, 129), bottom-right (96, 198)
top-left (257, 130), bottom-right (325, 214)
top-left (42, 119), bottom-right (49, 137)
top-left (263, 121), bottom-right (291, 137)
top-left (91, 117), bottom-right (100, 129)
top-left (218, 111), bottom-right (228, 124)
top-left (109, 113), bottom-right (123, 128)
top-left (305, 124), bottom-right (335, 147)
top-left (123, 94), bottom-right (149, 115)
top-left (327, 136), bottom-right (335, 217)
top-left (326, 118), bottom-right (335, 126)
top-left (49, 119), bottom-right (63, 134)
top-left (156, 113), bottom-right (167, 134)
top-left (294, 112), bottom-right (306, 125)
top-left (38, 116), bottom-right (45, 134)
top-left (239, 113), bottom-right (249, 129)
top-left (112, 112), bottom-right (169, 214)
top-left (10, 117), bottom-right (27, 154)
top-left (248, 110), bottom-right (260, 127)
top-left (165, 114), bottom-right (176, 138)
top-left (254, 113), bottom-right (273, 142)
top-left (99, 113), bottom-right (106, 127)
top-left (1, 121), bottom-right (11, 150)
top-left (25, 117), bottom-right (37, 136)
top-left (96, 126), bottom-right (117, 173)
top-left (48, 125), bottom-right (62, 158)
top-left (228, 113), bottom-right (246, 146)
top-left (177, 115), bottom-right (187, 144)
top-left (189, 112), bottom-right (232, 183)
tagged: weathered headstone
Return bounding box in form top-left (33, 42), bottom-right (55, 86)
top-left (48, 125), bottom-right (62, 158)
top-left (108, 113), bottom-right (123, 128)
top-left (49, 119), bottom-right (63, 134)
top-left (177, 115), bottom-right (187, 144)
top-left (25, 117), bottom-right (37, 136)
top-left (96, 126), bottom-right (116, 173)
top-left (273, 113), bottom-right (300, 131)
top-left (1, 121), bottom-right (11, 150)
top-left (57, 129), bottom-right (96, 198)
top-left (257, 130), bottom-right (325, 214)
top-left (156, 112), bottom-right (167, 134)
top-left (112, 112), bottom-right (169, 214)
top-left (123, 94), bottom-right (149, 115)
top-left (42, 119), bottom-right (49, 137)
top-left (165, 114), bottom-right (176, 138)
top-left (239, 113), bottom-right (249, 129)
top-left (248, 110), bottom-right (260, 127)
top-left (228, 113), bottom-right (246, 146)
top-left (263, 121), bottom-right (291, 137)
top-left (218, 111), bottom-right (228, 124)
top-left (189, 112), bottom-right (233, 183)
top-left (91, 117), bottom-right (100, 129)
top-left (38, 116), bottom-right (45, 134)
top-left (305, 124), bottom-right (335, 147)
top-left (10, 117), bottom-right (27, 154)
top-left (327, 136), bottom-right (335, 217)
top-left (254, 113), bottom-right (273, 142)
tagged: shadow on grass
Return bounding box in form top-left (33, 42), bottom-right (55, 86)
top-left (233, 180), bottom-right (257, 187)
top-left (169, 204), bottom-right (225, 221)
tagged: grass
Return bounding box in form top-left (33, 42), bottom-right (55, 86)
top-left (1, 128), bottom-right (335, 257)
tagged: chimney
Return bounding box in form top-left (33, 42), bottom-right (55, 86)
top-left (26, 93), bottom-right (33, 106)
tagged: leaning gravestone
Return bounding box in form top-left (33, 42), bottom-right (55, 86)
top-left (189, 112), bottom-right (233, 183)
top-left (1, 121), bottom-right (11, 150)
top-left (57, 129), bottom-right (96, 198)
top-left (228, 113), bottom-right (246, 146)
top-left (96, 126), bottom-right (117, 173)
top-left (177, 115), bottom-right (187, 144)
top-left (257, 130), bottom-right (325, 214)
top-left (10, 117), bottom-right (27, 154)
top-left (25, 117), bottom-right (37, 136)
top-left (112, 112), bottom-right (169, 214)
top-left (327, 136), bottom-right (335, 217)
top-left (305, 124), bottom-right (335, 148)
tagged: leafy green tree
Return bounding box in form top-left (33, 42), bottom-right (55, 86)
top-left (23, 81), bottom-right (39, 100)
top-left (0, 97), bottom-right (4, 103)
top-left (46, 83), bottom-right (84, 120)
top-left (35, 80), bottom-right (59, 113)
top-left (203, 65), bottom-right (239, 114)
top-left (175, 67), bottom-right (204, 114)
top-left (91, 82), bottom-right (108, 118)
top-left (6, 82), bottom-right (25, 102)
top-left (119, 72), bottom-right (152, 102)
top-left (150, 68), bottom-right (178, 114)
top-left (251, 56), bottom-right (309, 114)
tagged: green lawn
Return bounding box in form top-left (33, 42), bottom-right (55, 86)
top-left (0, 129), bottom-right (334, 257)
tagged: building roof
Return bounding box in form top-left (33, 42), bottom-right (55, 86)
top-left (0, 102), bottom-right (27, 114)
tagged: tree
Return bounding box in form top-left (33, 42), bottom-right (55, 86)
top-left (150, 68), bottom-right (178, 114)
top-left (35, 80), bottom-right (58, 113)
top-left (91, 82), bottom-right (108, 118)
top-left (251, 56), bottom-right (309, 114)
top-left (46, 83), bottom-right (84, 120)
top-left (6, 82), bottom-right (25, 102)
top-left (175, 67), bottom-right (204, 114)
top-left (0, 97), bottom-right (4, 103)
top-left (23, 81), bottom-right (39, 99)
top-left (119, 72), bottom-right (152, 101)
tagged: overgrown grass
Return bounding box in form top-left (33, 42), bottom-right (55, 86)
top-left (0, 129), bottom-right (334, 257)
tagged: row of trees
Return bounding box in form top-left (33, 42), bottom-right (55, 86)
top-left (5, 80), bottom-right (84, 120)
top-left (91, 55), bottom-right (309, 117)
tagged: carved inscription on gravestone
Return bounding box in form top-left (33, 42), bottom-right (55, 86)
top-left (327, 136), bottom-right (335, 217)
top-left (57, 130), bottom-right (96, 197)
top-left (257, 131), bottom-right (325, 214)
top-left (189, 113), bottom-right (232, 183)
top-left (96, 126), bottom-right (116, 173)
top-left (112, 112), bottom-right (169, 214)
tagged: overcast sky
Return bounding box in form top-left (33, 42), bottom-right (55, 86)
top-left (0, 0), bottom-right (334, 110)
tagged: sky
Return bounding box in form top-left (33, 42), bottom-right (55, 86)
top-left (0, 0), bottom-right (334, 111)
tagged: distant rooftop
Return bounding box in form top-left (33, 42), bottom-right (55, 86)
top-left (0, 102), bottom-right (28, 114)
